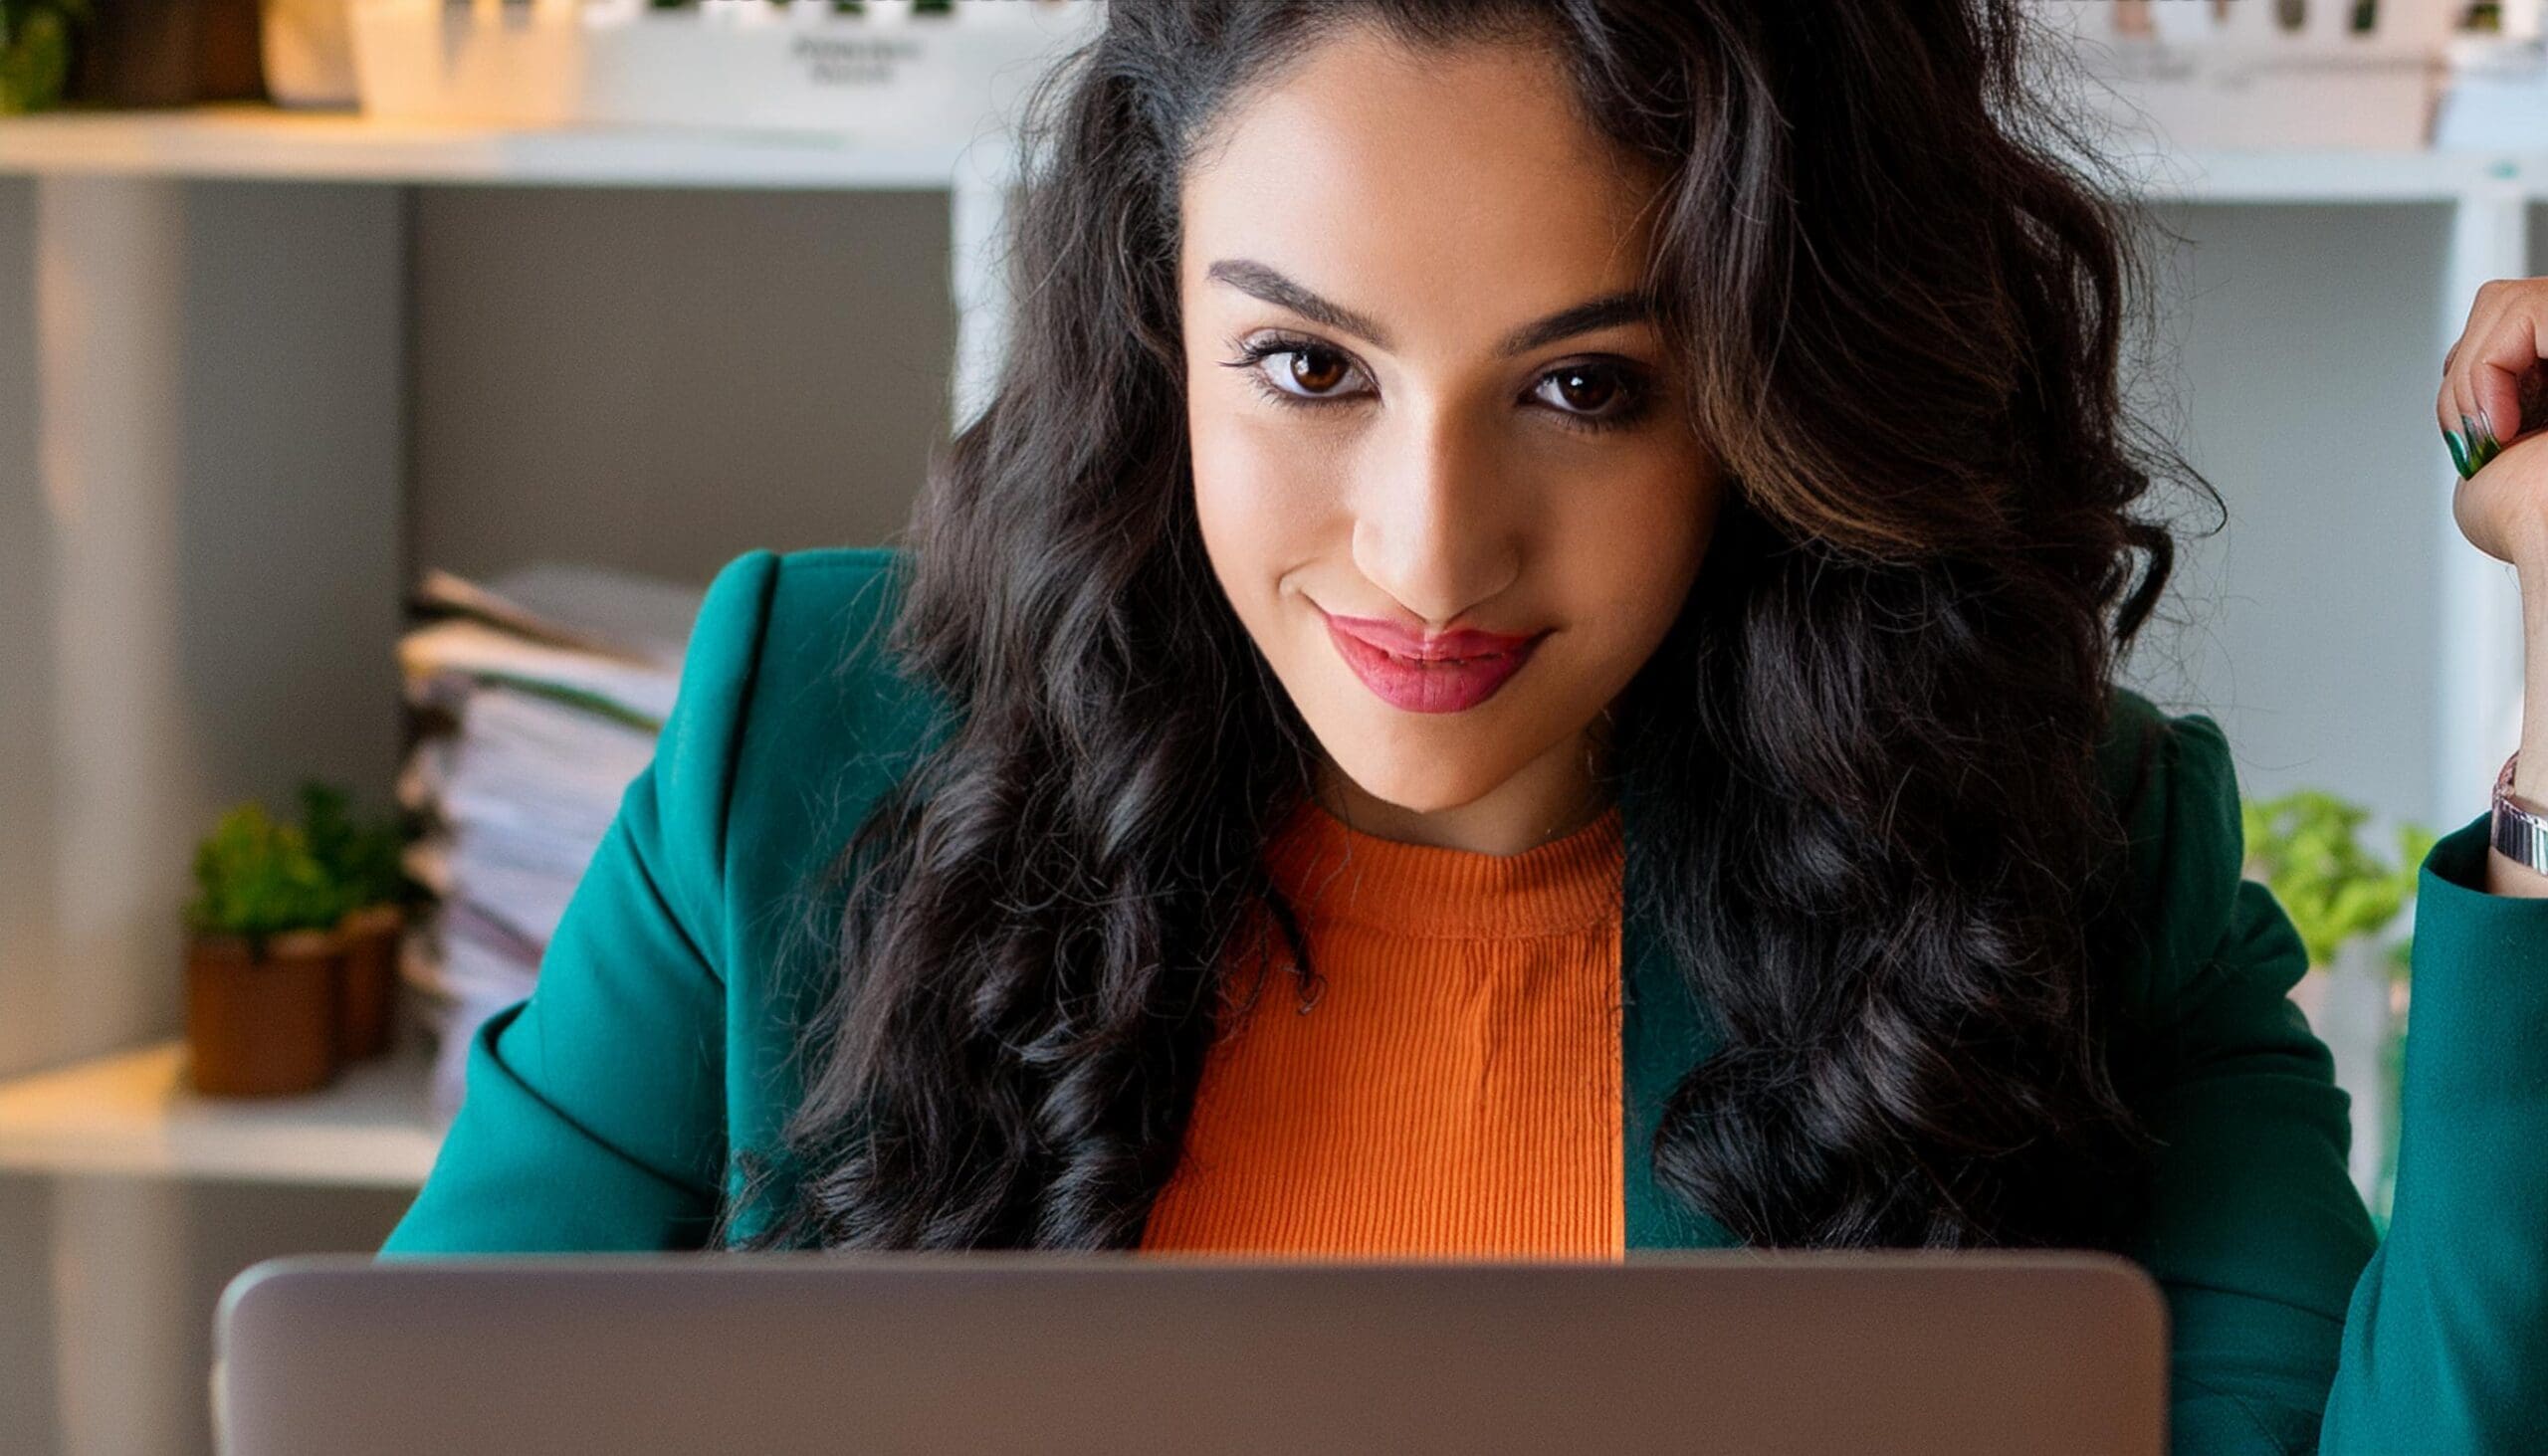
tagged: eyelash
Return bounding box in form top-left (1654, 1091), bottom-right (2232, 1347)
top-left (1216, 331), bottom-right (1655, 436)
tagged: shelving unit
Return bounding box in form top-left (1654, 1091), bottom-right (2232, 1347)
top-left (0, 103), bottom-right (982, 186)
top-left (0, 100), bottom-right (2537, 1456)
top-left (3, 100), bottom-right (2541, 197)
top-left (0, 104), bottom-right (1018, 432)
top-left (0, 1039), bottom-right (440, 1189)
top-left (0, 104), bottom-right (2533, 1205)
top-left (0, 102), bottom-right (1028, 1456)
top-left (0, 106), bottom-right (1026, 1171)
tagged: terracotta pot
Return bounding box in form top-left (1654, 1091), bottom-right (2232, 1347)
top-left (334, 903), bottom-right (404, 1062)
top-left (184, 926), bottom-right (342, 1096)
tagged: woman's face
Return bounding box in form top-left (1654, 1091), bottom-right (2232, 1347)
top-left (1179, 25), bottom-right (1726, 854)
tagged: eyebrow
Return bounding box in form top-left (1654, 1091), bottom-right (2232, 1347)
top-left (1204, 258), bottom-right (1658, 357)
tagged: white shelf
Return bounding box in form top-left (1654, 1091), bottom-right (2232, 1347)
top-left (2121, 146), bottom-right (2543, 203)
top-left (0, 1039), bottom-right (445, 1189)
top-left (0, 103), bottom-right (2526, 201)
top-left (1, 103), bottom-right (2538, 201)
top-left (0, 103), bottom-right (1021, 427)
top-left (0, 104), bottom-right (992, 189)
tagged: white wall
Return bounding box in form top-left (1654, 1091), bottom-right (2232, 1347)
top-left (2116, 201), bottom-right (2459, 834)
top-left (406, 185), bottom-right (950, 586)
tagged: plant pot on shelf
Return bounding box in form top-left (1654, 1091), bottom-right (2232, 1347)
top-left (333, 902), bottom-right (404, 1062)
top-left (184, 925), bottom-right (342, 1096)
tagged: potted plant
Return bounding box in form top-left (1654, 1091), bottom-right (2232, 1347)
top-left (301, 780), bottom-right (421, 1063)
top-left (2239, 787), bottom-right (2437, 1232)
top-left (0, 0), bottom-right (88, 112)
top-left (183, 798), bottom-right (345, 1096)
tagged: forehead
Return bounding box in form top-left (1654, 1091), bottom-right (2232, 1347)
top-left (1177, 27), bottom-right (1662, 323)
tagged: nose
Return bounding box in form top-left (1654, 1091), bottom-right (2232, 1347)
top-left (1350, 399), bottom-right (1523, 626)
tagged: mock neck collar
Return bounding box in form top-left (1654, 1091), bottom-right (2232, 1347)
top-left (1263, 797), bottom-right (1624, 940)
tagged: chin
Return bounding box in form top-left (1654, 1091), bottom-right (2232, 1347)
top-left (1325, 736), bottom-right (1511, 816)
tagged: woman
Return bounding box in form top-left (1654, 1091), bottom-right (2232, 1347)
top-left (381, 0), bottom-right (2548, 1448)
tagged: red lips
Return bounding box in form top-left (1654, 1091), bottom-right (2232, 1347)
top-left (1322, 614), bottom-right (1540, 662)
top-left (1320, 608), bottom-right (1548, 714)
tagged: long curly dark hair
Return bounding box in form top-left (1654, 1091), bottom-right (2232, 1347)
top-left (711, 0), bottom-right (2219, 1254)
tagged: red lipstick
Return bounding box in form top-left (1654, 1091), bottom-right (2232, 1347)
top-left (1320, 609), bottom-right (1547, 714)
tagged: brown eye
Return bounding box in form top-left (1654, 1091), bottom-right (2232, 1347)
top-left (1543, 364), bottom-right (1622, 415)
top-left (1283, 347), bottom-right (1352, 396)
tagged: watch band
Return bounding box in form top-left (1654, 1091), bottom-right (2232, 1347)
top-left (2491, 750), bottom-right (2548, 875)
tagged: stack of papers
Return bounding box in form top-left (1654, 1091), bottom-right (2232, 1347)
top-left (394, 561), bottom-right (706, 1123)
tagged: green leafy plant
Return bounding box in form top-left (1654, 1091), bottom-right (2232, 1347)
top-left (2242, 787), bottom-right (2434, 1240)
top-left (0, 0), bottom-right (85, 114)
top-left (185, 803), bottom-right (343, 948)
top-left (298, 780), bottom-right (421, 915)
top-left (186, 781), bottom-right (420, 948)
top-left (2239, 787), bottom-right (2438, 972)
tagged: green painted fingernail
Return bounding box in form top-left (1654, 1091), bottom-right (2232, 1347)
top-left (2445, 426), bottom-right (2471, 477)
top-left (2465, 413), bottom-right (2503, 473)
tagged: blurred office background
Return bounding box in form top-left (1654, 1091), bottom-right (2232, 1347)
top-left (0, 0), bottom-right (2539, 1450)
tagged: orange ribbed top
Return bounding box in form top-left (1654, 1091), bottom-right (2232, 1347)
top-left (1139, 796), bottom-right (1627, 1260)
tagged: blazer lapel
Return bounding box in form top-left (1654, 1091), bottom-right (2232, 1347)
top-left (1620, 799), bottom-right (1741, 1252)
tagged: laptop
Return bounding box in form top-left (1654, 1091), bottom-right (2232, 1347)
top-left (213, 1249), bottom-right (2167, 1455)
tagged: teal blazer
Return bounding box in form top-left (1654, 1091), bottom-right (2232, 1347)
top-left (380, 546), bottom-right (2548, 1453)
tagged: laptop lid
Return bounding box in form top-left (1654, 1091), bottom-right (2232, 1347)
top-left (215, 1249), bottom-right (2166, 1455)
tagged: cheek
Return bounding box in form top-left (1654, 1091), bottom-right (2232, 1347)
top-left (1550, 452), bottom-right (1720, 651)
top-left (1188, 411), bottom-right (1341, 593)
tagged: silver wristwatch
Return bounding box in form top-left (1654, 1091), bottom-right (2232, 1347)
top-left (2491, 750), bottom-right (2548, 875)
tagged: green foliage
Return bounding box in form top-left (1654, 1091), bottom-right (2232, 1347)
top-left (298, 781), bottom-right (420, 913)
top-left (0, 0), bottom-right (84, 115)
top-left (185, 803), bottom-right (342, 944)
top-left (186, 781), bottom-right (420, 946)
top-left (2239, 787), bottom-right (2438, 972)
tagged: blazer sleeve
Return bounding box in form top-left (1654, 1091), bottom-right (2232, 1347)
top-left (2131, 709), bottom-right (2548, 1454)
top-left (2123, 710), bottom-right (2383, 1453)
top-left (377, 549), bottom-right (780, 1256)
top-left (2317, 806), bottom-right (2548, 1450)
